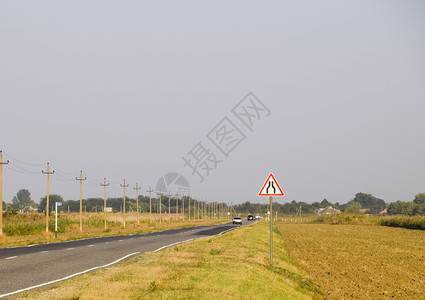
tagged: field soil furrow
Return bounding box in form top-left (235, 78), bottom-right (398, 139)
top-left (279, 223), bottom-right (425, 299)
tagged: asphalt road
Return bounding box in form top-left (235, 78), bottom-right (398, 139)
top-left (0, 222), bottom-right (247, 298)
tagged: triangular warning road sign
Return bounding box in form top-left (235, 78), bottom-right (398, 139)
top-left (258, 173), bottom-right (284, 197)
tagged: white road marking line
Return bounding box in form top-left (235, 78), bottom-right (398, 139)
top-left (40, 251), bottom-right (49, 253)
top-left (118, 240), bottom-right (123, 242)
top-left (0, 252), bottom-right (141, 298)
top-left (0, 223), bottom-right (211, 250)
top-left (87, 245), bottom-right (94, 247)
top-left (0, 224), bottom-right (230, 297)
top-left (6, 256), bottom-right (17, 260)
top-left (152, 238), bottom-right (196, 253)
top-left (66, 248), bottom-right (74, 250)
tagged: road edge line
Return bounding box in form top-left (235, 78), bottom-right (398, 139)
top-left (151, 226), bottom-right (237, 253)
top-left (0, 223), bottom-right (237, 298)
top-left (0, 252), bottom-right (140, 298)
top-left (151, 238), bottom-right (196, 253)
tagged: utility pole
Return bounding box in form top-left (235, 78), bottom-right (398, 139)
top-left (215, 202), bottom-right (220, 219)
top-left (147, 186), bottom-right (153, 220)
top-left (75, 171), bottom-right (87, 231)
top-left (175, 191), bottom-right (179, 219)
top-left (133, 183), bottom-right (141, 226)
top-left (100, 178), bottom-right (109, 231)
top-left (188, 194), bottom-right (191, 221)
top-left (0, 151), bottom-right (9, 236)
top-left (120, 179), bottom-right (129, 228)
top-left (42, 163), bottom-right (55, 232)
top-left (168, 190), bottom-right (171, 222)
top-left (181, 193), bottom-right (184, 219)
top-left (158, 190), bottom-right (162, 224)
top-left (217, 202), bottom-right (219, 218)
top-left (206, 201), bottom-right (209, 219)
top-left (201, 200), bottom-right (203, 219)
top-left (193, 198), bottom-right (196, 221)
top-left (220, 203), bottom-right (223, 219)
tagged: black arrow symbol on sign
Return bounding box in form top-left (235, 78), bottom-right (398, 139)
top-left (266, 180), bottom-right (276, 194)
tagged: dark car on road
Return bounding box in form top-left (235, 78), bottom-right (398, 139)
top-left (247, 214), bottom-right (255, 221)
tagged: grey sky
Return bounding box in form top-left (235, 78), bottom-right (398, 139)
top-left (1, 1), bottom-right (424, 206)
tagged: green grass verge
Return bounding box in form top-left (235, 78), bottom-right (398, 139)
top-left (22, 221), bottom-right (323, 299)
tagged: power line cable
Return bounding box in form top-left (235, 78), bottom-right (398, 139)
top-left (51, 175), bottom-right (75, 182)
top-left (85, 176), bottom-right (98, 184)
top-left (4, 165), bottom-right (28, 174)
top-left (53, 172), bottom-right (75, 182)
top-left (49, 164), bottom-right (76, 176)
top-left (5, 163), bottom-right (39, 175)
top-left (85, 176), bottom-right (101, 187)
top-left (2, 151), bottom-right (44, 167)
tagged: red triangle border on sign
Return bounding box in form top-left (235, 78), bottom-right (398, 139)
top-left (258, 173), bottom-right (284, 196)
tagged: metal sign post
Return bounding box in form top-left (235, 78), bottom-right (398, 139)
top-left (258, 173), bottom-right (285, 266)
top-left (55, 202), bottom-right (62, 239)
top-left (269, 196), bottom-right (273, 265)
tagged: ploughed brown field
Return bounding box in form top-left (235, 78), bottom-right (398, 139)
top-left (278, 223), bottom-right (425, 299)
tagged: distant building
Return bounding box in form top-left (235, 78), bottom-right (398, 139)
top-left (317, 206), bottom-right (341, 215)
top-left (20, 206), bottom-right (38, 213)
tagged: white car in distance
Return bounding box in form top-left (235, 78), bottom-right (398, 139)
top-left (232, 217), bottom-right (242, 225)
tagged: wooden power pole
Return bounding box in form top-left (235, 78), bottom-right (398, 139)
top-left (75, 171), bottom-right (87, 231)
top-left (42, 163), bottom-right (55, 232)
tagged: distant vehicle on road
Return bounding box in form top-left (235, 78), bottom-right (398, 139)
top-left (247, 214), bottom-right (255, 221)
top-left (232, 217), bottom-right (242, 225)
top-left (255, 215), bottom-right (262, 220)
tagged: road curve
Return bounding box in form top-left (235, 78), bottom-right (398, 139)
top-left (0, 222), bottom-right (247, 298)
